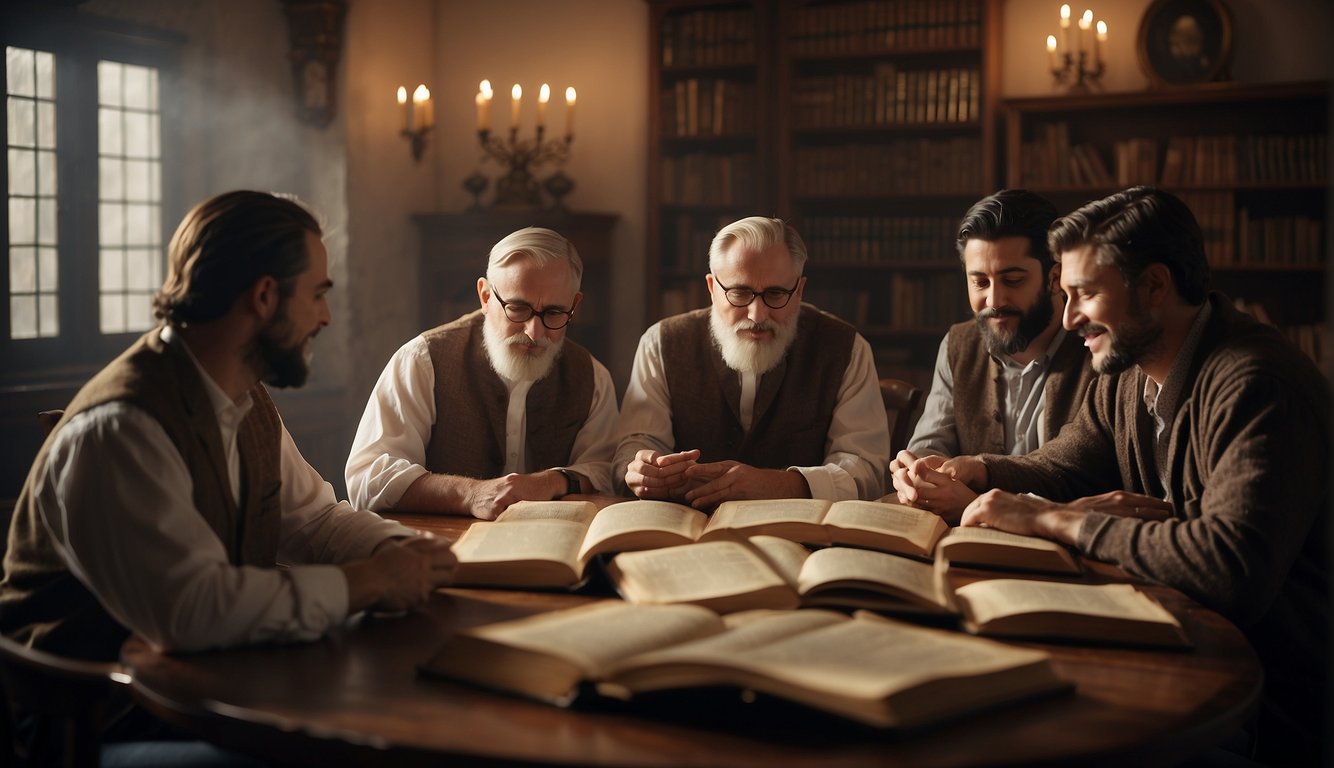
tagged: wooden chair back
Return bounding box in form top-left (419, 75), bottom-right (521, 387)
top-left (879, 377), bottom-right (923, 454)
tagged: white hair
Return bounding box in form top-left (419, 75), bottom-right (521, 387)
top-left (707, 216), bottom-right (808, 274)
top-left (486, 227), bottom-right (583, 290)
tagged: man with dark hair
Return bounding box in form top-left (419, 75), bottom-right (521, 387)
top-left (346, 227), bottom-right (618, 521)
top-left (0, 190), bottom-right (456, 666)
top-left (894, 186), bottom-right (1328, 763)
top-left (615, 216), bottom-right (887, 508)
top-left (890, 190), bottom-right (1094, 521)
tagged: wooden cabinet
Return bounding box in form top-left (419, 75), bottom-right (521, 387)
top-left (647, 0), bottom-right (1001, 387)
top-left (1004, 81), bottom-right (1329, 366)
top-left (412, 211), bottom-right (618, 364)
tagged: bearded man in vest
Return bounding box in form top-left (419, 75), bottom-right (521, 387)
top-left (890, 190), bottom-right (1095, 523)
top-left (346, 227), bottom-right (618, 521)
top-left (0, 190), bottom-right (457, 665)
top-left (615, 216), bottom-right (888, 508)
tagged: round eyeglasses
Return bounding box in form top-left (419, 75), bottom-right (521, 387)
top-left (490, 285), bottom-right (576, 330)
top-left (713, 277), bottom-right (801, 309)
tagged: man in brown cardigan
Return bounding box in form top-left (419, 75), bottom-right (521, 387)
top-left (895, 186), bottom-right (1327, 763)
top-left (892, 190), bottom-right (1094, 522)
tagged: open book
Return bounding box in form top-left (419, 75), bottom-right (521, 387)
top-left (953, 579), bottom-right (1190, 647)
top-left (450, 498), bottom-right (1080, 590)
top-left (606, 536), bottom-right (955, 616)
top-left (450, 499), bottom-right (708, 588)
top-left (420, 601), bottom-right (1068, 730)
top-left (699, 498), bottom-right (948, 557)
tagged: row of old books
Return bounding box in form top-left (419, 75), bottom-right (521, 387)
top-left (660, 7), bottom-right (755, 68)
top-left (661, 78), bottom-right (757, 138)
top-left (423, 498), bottom-right (1189, 730)
top-left (1161, 134), bottom-right (1327, 186)
top-left (792, 138), bottom-right (982, 196)
top-left (791, 0), bottom-right (983, 55)
top-left (803, 271), bottom-right (966, 332)
top-left (1022, 122), bottom-right (1328, 188)
top-left (791, 66), bottom-right (981, 129)
top-left (660, 152), bottom-right (756, 206)
top-left (1236, 210), bottom-right (1324, 266)
top-left (801, 214), bottom-right (958, 264)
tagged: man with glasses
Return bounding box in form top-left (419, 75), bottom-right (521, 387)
top-left (615, 216), bottom-right (888, 508)
top-left (346, 227), bottom-right (618, 520)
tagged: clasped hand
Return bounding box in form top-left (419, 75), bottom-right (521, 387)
top-left (889, 450), bottom-right (982, 524)
top-left (627, 449), bottom-right (803, 509)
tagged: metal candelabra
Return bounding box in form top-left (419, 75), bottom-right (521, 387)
top-left (474, 127), bottom-right (574, 209)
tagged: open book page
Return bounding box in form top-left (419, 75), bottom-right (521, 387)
top-left (607, 540), bottom-right (800, 613)
top-left (936, 526), bottom-right (1081, 574)
top-left (607, 610), bottom-right (1063, 729)
top-left (497, 500), bottom-right (600, 525)
top-left (578, 500), bottom-right (709, 561)
top-left (746, 535), bottom-right (812, 586)
top-left (450, 519), bottom-right (588, 587)
top-left (954, 580), bottom-right (1189, 646)
top-left (701, 499), bottom-right (834, 545)
top-left (821, 500), bottom-right (947, 557)
top-left (797, 547), bottom-right (953, 614)
top-left (420, 601), bottom-right (725, 705)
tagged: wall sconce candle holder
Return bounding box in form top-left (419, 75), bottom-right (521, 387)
top-left (397, 84), bottom-right (434, 163)
top-left (476, 126), bottom-right (573, 209)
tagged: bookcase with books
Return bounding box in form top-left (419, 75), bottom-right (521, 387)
top-left (646, 0), bottom-right (1001, 392)
top-left (649, 1), bottom-right (773, 320)
top-left (1004, 81), bottom-right (1330, 370)
top-left (777, 0), bottom-right (1000, 387)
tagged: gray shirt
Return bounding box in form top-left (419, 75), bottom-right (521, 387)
top-left (909, 327), bottom-right (1069, 458)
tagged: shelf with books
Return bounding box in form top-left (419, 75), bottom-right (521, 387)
top-left (648, 1), bottom-right (772, 322)
top-left (1003, 80), bottom-right (1329, 368)
top-left (778, 0), bottom-right (998, 386)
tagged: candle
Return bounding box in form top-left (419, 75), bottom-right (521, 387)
top-left (510, 84), bottom-right (522, 130)
top-left (413, 84), bottom-right (432, 131)
top-left (565, 86), bottom-right (576, 136)
top-left (1046, 35), bottom-right (1058, 71)
top-left (1096, 20), bottom-right (1107, 64)
top-left (537, 83), bottom-right (550, 129)
top-left (1079, 9), bottom-right (1093, 54)
top-left (1059, 4), bottom-right (1071, 54)
top-left (479, 80), bottom-right (493, 132)
top-left (397, 86), bottom-right (409, 132)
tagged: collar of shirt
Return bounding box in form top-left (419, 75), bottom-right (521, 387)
top-left (1143, 301), bottom-right (1213, 430)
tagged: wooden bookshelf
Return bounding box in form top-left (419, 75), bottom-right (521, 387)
top-left (647, 0), bottom-right (1001, 388)
top-left (1004, 81), bottom-right (1330, 368)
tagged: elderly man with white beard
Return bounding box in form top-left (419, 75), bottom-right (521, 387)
top-left (614, 216), bottom-right (888, 509)
top-left (346, 227), bottom-right (618, 520)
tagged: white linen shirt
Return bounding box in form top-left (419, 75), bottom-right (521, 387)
top-left (33, 327), bottom-right (415, 654)
top-left (612, 321), bottom-right (889, 501)
top-left (345, 335), bottom-right (619, 510)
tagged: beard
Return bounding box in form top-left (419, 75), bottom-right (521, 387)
top-left (976, 291), bottom-right (1055, 358)
top-left (482, 320), bottom-right (563, 382)
top-left (1082, 292), bottom-right (1162, 376)
top-left (252, 304), bottom-right (312, 389)
top-left (709, 308), bottom-right (799, 375)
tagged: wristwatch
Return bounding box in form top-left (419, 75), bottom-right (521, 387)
top-left (557, 468), bottom-right (581, 497)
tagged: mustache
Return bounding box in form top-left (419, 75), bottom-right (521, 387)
top-left (732, 320), bottom-right (778, 333)
top-left (504, 333), bottom-right (553, 349)
top-left (976, 307), bottom-right (1022, 320)
top-left (1077, 323), bottom-right (1109, 338)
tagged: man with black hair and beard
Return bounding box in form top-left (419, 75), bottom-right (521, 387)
top-left (614, 216), bottom-right (888, 508)
top-left (346, 227), bottom-right (618, 521)
top-left (0, 190), bottom-right (457, 666)
top-left (890, 189), bottom-right (1094, 522)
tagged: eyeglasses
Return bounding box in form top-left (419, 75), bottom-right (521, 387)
top-left (713, 277), bottom-right (802, 309)
top-left (489, 284), bottom-right (576, 330)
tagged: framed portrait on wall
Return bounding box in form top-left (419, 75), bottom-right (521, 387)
top-left (1137, 0), bottom-right (1233, 87)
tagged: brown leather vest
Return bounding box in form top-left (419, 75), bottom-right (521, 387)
top-left (660, 305), bottom-right (855, 468)
top-left (422, 310), bottom-right (594, 478)
top-left (0, 330), bottom-right (283, 661)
